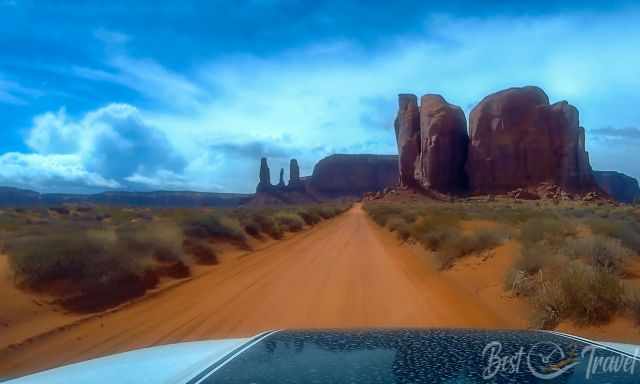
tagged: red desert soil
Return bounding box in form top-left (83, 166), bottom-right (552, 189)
top-left (0, 203), bottom-right (637, 378)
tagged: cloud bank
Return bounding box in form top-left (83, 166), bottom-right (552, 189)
top-left (2, 9), bottom-right (640, 192)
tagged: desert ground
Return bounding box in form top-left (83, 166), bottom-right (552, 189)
top-left (1, 202), bottom-right (639, 378)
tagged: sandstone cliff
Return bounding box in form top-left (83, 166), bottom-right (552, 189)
top-left (467, 86), bottom-right (596, 194)
top-left (309, 154), bottom-right (398, 197)
top-left (395, 94), bottom-right (469, 193)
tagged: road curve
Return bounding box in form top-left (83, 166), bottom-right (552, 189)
top-left (0, 203), bottom-right (516, 377)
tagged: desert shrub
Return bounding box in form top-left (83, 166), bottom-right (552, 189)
top-left (562, 236), bottom-right (630, 274)
top-left (519, 217), bottom-right (576, 247)
top-left (183, 238), bottom-right (218, 265)
top-left (7, 227), bottom-right (145, 288)
top-left (253, 213), bottom-right (284, 239)
top-left (298, 209), bottom-right (322, 225)
top-left (416, 226), bottom-right (461, 252)
top-left (386, 216), bottom-right (412, 241)
top-left (183, 214), bottom-right (246, 244)
top-left (505, 268), bottom-right (540, 297)
top-left (243, 220), bottom-right (262, 238)
top-left (625, 287), bottom-right (640, 325)
top-left (530, 261), bottom-right (623, 328)
top-left (514, 243), bottom-right (556, 275)
top-left (561, 262), bottom-right (623, 324)
top-left (585, 218), bottom-right (640, 253)
top-left (364, 203), bottom-right (404, 226)
top-left (530, 279), bottom-right (568, 329)
top-left (433, 228), bottom-right (507, 269)
top-left (274, 212), bottom-right (305, 232)
top-left (118, 221), bottom-right (184, 263)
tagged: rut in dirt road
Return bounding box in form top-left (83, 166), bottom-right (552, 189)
top-left (1, 203), bottom-right (515, 377)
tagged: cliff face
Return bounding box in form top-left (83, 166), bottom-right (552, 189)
top-left (594, 171), bottom-right (640, 203)
top-left (309, 154), bottom-right (398, 197)
top-left (394, 94), bottom-right (469, 193)
top-left (256, 157), bottom-right (273, 193)
top-left (393, 86), bottom-right (602, 197)
top-left (394, 94), bottom-right (420, 188)
top-left (467, 86), bottom-right (596, 194)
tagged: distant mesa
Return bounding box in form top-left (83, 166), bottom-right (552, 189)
top-left (251, 154), bottom-right (399, 204)
top-left (394, 85), bottom-right (614, 200)
top-left (0, 186), bottom-right (251, 208)
top-left (594, 171), bottom-right (640, 203)
top-left (309, 154), bottom-right (398, 197)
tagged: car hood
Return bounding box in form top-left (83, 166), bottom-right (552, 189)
top-left (4, 337), bottom-right (251, 384)
top-left (5, 329), bottom-right (640, 384)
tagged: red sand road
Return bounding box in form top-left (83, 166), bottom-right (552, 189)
top-left (0, 204), bottom-right (518, 377)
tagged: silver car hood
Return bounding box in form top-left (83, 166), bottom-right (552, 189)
top-left (4, 337), bottom-right (251, 384)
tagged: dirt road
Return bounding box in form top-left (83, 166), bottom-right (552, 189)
top-left (0, 204), bottom-right (518, 377)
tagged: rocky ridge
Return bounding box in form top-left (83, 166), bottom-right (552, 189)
top-left (395, 86), bottom-right (605, 200)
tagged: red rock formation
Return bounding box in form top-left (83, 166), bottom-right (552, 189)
top-left (256, 157), bottom-right (273, 193)
top-left (277, 168), bottom-right (285, 189)
top-left (394, 94), bottom-right (420, 187)
top-left (467, 86), bottom-right (596, 194)
top-left (417, 94), bottom-right (468, 192)
top-left (309, 154), bottom-right (398, 197)
top-left (287, 159), bottom-right (305, 191)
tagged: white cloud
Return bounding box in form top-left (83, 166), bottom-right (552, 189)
top-left (12, 103), bottom-right (187, 191)
top-left (7, 9), bottom-right (640, 192)
top-left (0, 152), bottom-right (121, 191)
top-left (73, 56), bottom-right (206, 110)
top-left (0, 76), bottom-right (42, 105)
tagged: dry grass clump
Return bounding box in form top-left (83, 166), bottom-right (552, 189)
top-left (273, 212), bottom-right (305, 232)
top-left (506, 233), bottom-right (630, 328)
top-left (365, 202), bottom-right (507, 268)
top-left (232, 203), bottom-right (350, 240)
top-left (519, 217), bottom-right (577, 247)
top-left (431, 228), bottom-right (507, 269)
top-left (386, 216), bottom-right (412, 241)
top-left (625, 287), bottom-right (640, 325)
top-left (584, 217), bottom-right (640, 253)
top-left (5, 223), bottom-right (177, 311)
top-left (530, 261), bottom-right (624, 328)
top-left (562, 236), bottom-right (630, 274)
top-left (4, 202), bottom-right (352, 312)
top-left (182, 213), bottom-right (247, 244)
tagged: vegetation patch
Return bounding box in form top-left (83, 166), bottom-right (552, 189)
top-left (4, 202), bottom-right (351, 313)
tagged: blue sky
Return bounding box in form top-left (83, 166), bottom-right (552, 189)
top-left (1, 0), bottom-right (639, 193)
